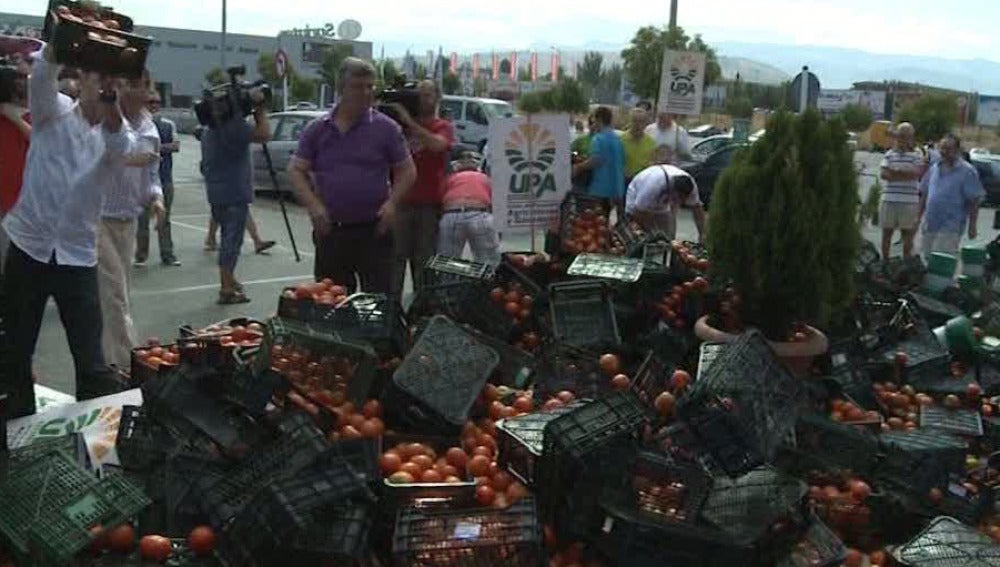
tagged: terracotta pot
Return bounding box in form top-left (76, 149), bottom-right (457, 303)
top-left (694, 316), bottom-right (829, 377)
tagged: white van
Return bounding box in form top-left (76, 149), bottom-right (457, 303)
top-left (440, 95), bottom-right (514, 152)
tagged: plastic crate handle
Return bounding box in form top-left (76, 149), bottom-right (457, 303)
top-left (549, 280), bottom-right (610, 300)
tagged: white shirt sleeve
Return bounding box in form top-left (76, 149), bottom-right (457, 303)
top-left (684, 176), bottom-right (702, 207)
top-left (625, 182), bottom-right (638, 214)
top-left (28, 47), bottom-right (71, 128)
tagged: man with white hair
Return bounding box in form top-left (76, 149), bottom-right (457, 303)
top-left (878, 122), bottom-right (925, 260)
top-left (644, 111), bottom-right (690, 163)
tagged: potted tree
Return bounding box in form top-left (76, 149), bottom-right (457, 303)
top-left (696, 109), bottom-right (860, 372)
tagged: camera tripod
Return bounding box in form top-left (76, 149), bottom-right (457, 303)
top-left (259, 141), bottom-right (301, 262)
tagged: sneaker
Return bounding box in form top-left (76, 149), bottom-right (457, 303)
top-left (133, 258), bottom-right (147, 267)
top-left (162, 257), bottom-right (182, 267)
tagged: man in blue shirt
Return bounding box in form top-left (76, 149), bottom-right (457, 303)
top-left (200, 91), bottom-right (270, 304)
top-left (919, 134), bottom-right (984, 258)
top-left (572, 106), bottom-right (624, 206)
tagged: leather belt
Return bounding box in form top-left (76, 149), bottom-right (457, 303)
top-left (442, 206), bottom-right (490, 214)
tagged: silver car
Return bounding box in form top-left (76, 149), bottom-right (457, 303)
top-left (250, 110), bottom-right (325, 195)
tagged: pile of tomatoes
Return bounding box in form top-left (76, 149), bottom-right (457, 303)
top-left (670, 240), bottom-right (710, 273)
top-left (656, 276), bottom-right (709, 329)
top-left (269, 343), bottom-right (361, 399)
top-left (188, 321), bottom-right (264, 347)
top-left (488, 281), bottom-right (541, 342)
top-left (281, 278), bottom-right (350, 308)
top-left (562, 208), bottom-right (623, 256)
top-left (133, 340), bottom-right (180, 372)
top-left (828, 398), bottom-right (882, 427)
top-left (88, 524), bottom-right (215, 563)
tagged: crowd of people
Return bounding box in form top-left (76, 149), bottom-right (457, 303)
top-left (0, 41), bottom-right (990, 420)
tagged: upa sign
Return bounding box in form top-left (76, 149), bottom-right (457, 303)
top-left (978, 95), bottom-right (1000, 128)
top-left (657, 50), bottom-right (706, 116)
top-left (275, 49), bottom-right (289, 79)
top-left (489, 114), bottom-right (571, 234)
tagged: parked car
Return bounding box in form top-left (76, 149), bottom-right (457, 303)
top-left (440, 95), bottom-right (514, 152)
top-left (293, 101), bottom-right (318, 110)
top-left (690, 134), bottom-right (734, 158)
top-left (748, 129), bottom-right (766, 143)
top-left (250, 110), bottom-right (324, 195)
top-left (847, 132), bottom-right (859, 151)
top-left (688, 124), bottom-right (726, 139)
top-left (678, 143), bottom-right (749, 209)
top-left (971, 156), bottom-right (1000, 205)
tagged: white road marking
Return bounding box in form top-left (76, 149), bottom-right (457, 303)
top-left (169, 219), bottom-right (315, 258)
top-left (133, 274), bottom-right (313, 297)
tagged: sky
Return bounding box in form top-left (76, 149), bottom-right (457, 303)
top-left (4, 0), bottom-right (999, 62)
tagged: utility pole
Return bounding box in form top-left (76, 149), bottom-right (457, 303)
top-left (669, 0), bottom-right (678, 30)
top-left (220, 0), bottom-right (227, 68)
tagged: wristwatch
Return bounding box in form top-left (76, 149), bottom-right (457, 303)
top-left (99, 90), bottom-right (118, 104)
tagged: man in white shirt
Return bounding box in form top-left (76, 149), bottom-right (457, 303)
top-left (879, 122), bottom-right (926, 260)
top-left (97, 71), bottom-right (165, 369)
top-left (644, 111), bottom-right (690, 164)
top-left (1, 45), bottom-right (131, 418)
top-left (625, 145), bottom-right (707, 242)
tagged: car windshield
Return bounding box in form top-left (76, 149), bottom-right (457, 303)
top-left (485, 102), bottom-right (513, 118)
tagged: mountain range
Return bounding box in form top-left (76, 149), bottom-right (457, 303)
top-left (391, 40), bottom-right (1000, 94)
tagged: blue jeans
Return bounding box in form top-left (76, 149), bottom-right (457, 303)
top-left (210, 203), bottom-right (248, 272)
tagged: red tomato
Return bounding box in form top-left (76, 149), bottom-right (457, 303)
top-left (421, 469), bottom-right (444, 483)
top-left (410, 454), bottom-right (435, 471)
top-left (467, 455), bottom-right (491, 477)
top-left (556, 391), bottom-right (576, 403)
top-left (107, 524), bottom-right (135, 553)
top-left (843, 548), bottom-right (863, 567)
top-left (187, 526), bottom-right (216, 557)
top-left (610, 374), bottom-right (630, 391)
top-left (362, 399), bottom-right (383, 418)
top-left (490, 287), bottom-right (505, 303)
top-left (513, 396), bottom-right (534, 413)
top-left (491, 471), bottom-right (513, 492)
top-left (599, 354), bottom-right (621, 376)
top-left (654, 392), bottom-right (676, 418)
top-left (445, 447), bottom-right (468, 469)
top-left (139, 535), bottom-right (171, 562)
top-left (388, 471), bottom-right (415, 484)
top-left (670, 370), bottom-right (692, 391)
top-left (848, 480), bottom-right (871, 502)
top-left (475, 485), bottom-right (496, 506)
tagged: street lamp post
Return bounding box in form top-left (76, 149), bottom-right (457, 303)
top-left (220, 0), bottom-right (227, 68)
top-left (669, 0), bottom-right (678, 30)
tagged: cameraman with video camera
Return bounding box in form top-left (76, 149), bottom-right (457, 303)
top-left (197, 66), bottom-right (271, 304)
top-left (2, 43), bottom-right (130, 418)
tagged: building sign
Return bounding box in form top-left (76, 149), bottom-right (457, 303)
top-left (817, 89), bottom-right (886, 119)
top-left (0, 21), bottom-right (41, 38)
top-left (657, 49), bottom-right (706, 116)
top-left (489, 114), bottom-right (571, 234)
top-left (283, 23), bottom-right (336, 38)
top-left (978, 95), bottom-right (1000, 128)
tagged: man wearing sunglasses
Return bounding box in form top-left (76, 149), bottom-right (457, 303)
top-left (134, 91), bottom-right (180, 267)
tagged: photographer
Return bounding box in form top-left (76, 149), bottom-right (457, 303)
top-left (390, 79), bottom-right (454, 295)
top-left (0, 55), bottom-right (31, 273)
top-left (2, 44), bottom-right (129, 418)
top-left (97, 70), bottom-right (167, 369)
top-left (199, 74), bottom-right (271, 304)
top-left (289, 57), bottom-right (416, 294)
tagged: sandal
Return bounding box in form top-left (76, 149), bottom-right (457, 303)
top-left (255, 240), bottom-right (276, 254)
top-left (217, 290), bottom-right (251, 305)
top-left (204, 241), bottom-right (218, 252)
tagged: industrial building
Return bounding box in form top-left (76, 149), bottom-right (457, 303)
top-left (0, 12), bottom-right (372, 106)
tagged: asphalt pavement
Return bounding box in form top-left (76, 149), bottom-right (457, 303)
top-left (28, 145), bottom-right (994, 396)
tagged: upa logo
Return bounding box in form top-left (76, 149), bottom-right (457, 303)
top-left (504, 122), bottom-right (558, 197)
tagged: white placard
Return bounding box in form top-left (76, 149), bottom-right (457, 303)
top-left (657, 50), bottom-right (706, 116)
top-left (488, 113), bottom-right (571, 235)
top-left (978, 95), bottom-right (1000, 127)
top-left (6, 388), bottom-right (143, 469)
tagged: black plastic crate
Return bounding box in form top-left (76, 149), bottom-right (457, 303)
top-left (532, 342), bottom-right (608, 402)
top-left (855, 239), bottom-right (881, 277)
top-left (893, 516), bottom-right (1000, 567)
top-left (908, 292), bottom-right (965, 328)
top-left (776, 515), bottom-right (846, 567)
top-left (282, 504), bottom-right (374, 565)
top-left (3, 433), bottom-right (86, 473)
top-left (392, 496), bottom-right (542, 567)
top-left (459, 322), bottom-right (537, 388)
top-left (501, 251), bottom-right (558, 291)
top-left (384, 316), bottom-right (499, 434)
top-left (629, 352), bottom-right (675, 419)
top-left (678, 331), bottom-right (809, 478)
top-left (920, 405), bottom-right (984, 437)
top-left (700, 467), bottom-right (809, 549)
top-left (602, 450), bottom-right (712, 525)
top-left (596, 497), bottom-right (755, 567)
top-left (791, 412), bottom-right (881, 478)
top-left (257, 317), bottom-right (378, 407)
top-left (277, 287), bottom-right (319, 321)
top-left (548, 280), bottom-right (621, 349)
top-left (115, 405), bottom-right (179, 471)
top-left (537, 393), bottom-right (647, 539)
top-left (197, 412), bottom-right (330, 526)
top-left (423, 255), bottom-right (495, 286)
top-left (495, 400), bottom-right (587, 486)
top-left (875, 318), bottom-right (951, 388)
top-left (566, 253), bottom-right (645, 283)
top-left (494, 257), bottom-right (546, 302)
top-left (314, 293), bottom-right (408, 356)
top-left (877, 429), bottom-right (969, 494)
top-left (377, 434), bottom-right (478, 513)
top-left (409, 280), bottom-right (525, 343)
top-left (155, 453), bottom-right (227, 537)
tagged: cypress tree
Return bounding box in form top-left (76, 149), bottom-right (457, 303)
top-left (707, 109), bottom-right (859, 340)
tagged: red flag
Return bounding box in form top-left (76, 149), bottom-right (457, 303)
top-left (531, 52), bottom-right (538, 82)
top-left (510, 51), bottom-right (518, 80)
top-left (472, 53), bottom-right (480, 79)
top-left (492, 51), bottom-right (499, 81)
top-left (450, 51), bottom-right (458, 75)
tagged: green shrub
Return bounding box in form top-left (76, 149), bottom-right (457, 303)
top-left (707, 109), bottom-right (860, 340)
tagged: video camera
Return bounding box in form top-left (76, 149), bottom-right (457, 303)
top-left (377, 80), bottom-right (421, 126)
top-left (194, 64), bottom-right (272, 128)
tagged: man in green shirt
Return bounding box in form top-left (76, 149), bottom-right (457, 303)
top-left (620, 107), bottom-right (657, 185)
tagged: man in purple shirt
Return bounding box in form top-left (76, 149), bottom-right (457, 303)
top-left (289, 58), bottom-right (416, 293)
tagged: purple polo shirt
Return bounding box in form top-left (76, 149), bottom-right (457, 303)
top-left (295, 107), bottom-right (409, 223)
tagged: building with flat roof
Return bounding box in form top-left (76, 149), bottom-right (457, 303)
top-left (0, 12), bottom-right (372, 107)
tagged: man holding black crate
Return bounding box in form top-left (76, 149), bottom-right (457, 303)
top-left (1, 43), bottom-right (132, 417)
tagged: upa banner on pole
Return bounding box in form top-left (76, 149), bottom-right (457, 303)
top-left (489, 113), bottom-right (571, 235)
top-left (978, 95), bottom-right (1000, 127)
top-left (657, 49), bottom-right (706, 116)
